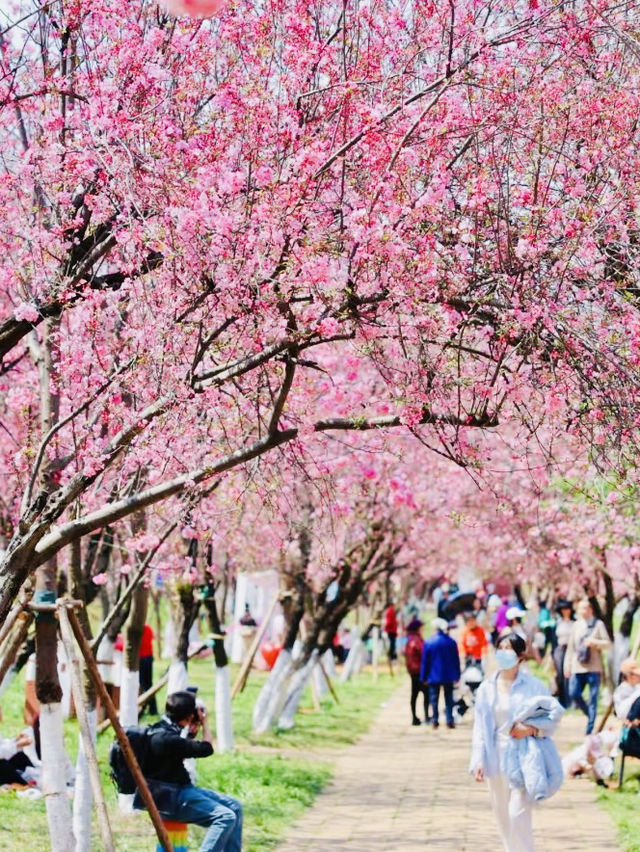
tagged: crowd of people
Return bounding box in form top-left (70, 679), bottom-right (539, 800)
top-left (391, 586), bottom-right (640, 851)
top-left (2, 586), bottom-right (640, 852)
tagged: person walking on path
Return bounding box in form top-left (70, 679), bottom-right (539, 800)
top-left (384, 603), bottom-right (399, 661)
top-left (403, 618), bottom-right (429, 726)
top-left (460, 612), bottom-right (488, 667)
top-left (552, 600), bottom-right (574, 708)
top-left (420, 617), bottom-right (460, 729)
top-left (139, 623), bottom-right (158, 716)
top-left (564, 599), bottom-right (610, 734)
top-left (470, 632), bottom-right (564, 852)
top-left (537, 601), bottom-right (556, 658)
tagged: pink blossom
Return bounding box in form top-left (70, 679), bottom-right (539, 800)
top-left (13, 302), bottom-right (39, 323)
top-left (161, 0), bottom-right (228, 18)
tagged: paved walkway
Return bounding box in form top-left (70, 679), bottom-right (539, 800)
top-left (276, 682), bottom-right (619, 851)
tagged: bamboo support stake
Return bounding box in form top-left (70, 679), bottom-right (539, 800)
top-left (58, 606), bottom-right (116, 852)
top-left (231, 593), bottom-right (280, 700)
top-left (596, 700), bottom-right (614, 734)
top-left (65, 606), bottom-right (174, 852)
top-left (299, 622), bottom-right (320, 712)
top-left (0, 612), bottom-right (33, 688)
top-left (317, 657), bottom-right (340, 704)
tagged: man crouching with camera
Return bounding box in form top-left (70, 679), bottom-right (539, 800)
top-left (134, 690), bottom-right (243, 851)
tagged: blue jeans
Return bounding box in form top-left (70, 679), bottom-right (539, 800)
top-left (569, 672), bottom-right (600, 734)
top-left (164, 785), bottom-right (243, 852)
top-left (428, 682), bottom-right (454, 725)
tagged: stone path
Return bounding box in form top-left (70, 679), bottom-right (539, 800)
top-left (276, 682), bottom-right (619, 851)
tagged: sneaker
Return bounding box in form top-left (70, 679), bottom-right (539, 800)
top-left (447, 722), bottom-right (456, 729)
top-left (432, 721), bottom-right (439, 729)
top-left (412, 718), bottom-right (422, 726)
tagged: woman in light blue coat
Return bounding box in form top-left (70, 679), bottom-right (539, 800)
top-left (470, 633), bottom-right (564, 852)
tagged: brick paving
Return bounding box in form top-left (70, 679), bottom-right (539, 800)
top-left (276, 681), bottom-right (619, 851)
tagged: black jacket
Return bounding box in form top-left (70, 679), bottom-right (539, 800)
top-left (145, 717), bottom-right (213, 786)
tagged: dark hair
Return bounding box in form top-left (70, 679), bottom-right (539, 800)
top-left (498, 632), bottom-right (527, 658)
top-left (166, 690), bottom-right (197, 723)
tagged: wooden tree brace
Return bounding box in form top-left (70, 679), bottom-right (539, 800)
top-left (231, 593), bottom-right (280, 700)
top-left (62, 602), bottom-right (174, 852)
top-left (0, 612), bottom-right (33, 688)
top-left (0, 602), bottom-right (26, 651)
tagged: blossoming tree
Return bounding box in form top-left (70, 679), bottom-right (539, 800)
top-left (2, 0), bottom-right (640, 844)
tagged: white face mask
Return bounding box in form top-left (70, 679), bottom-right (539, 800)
top-left (495, 648), bottom-right (518, 670)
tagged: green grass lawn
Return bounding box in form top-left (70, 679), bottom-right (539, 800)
top-left (599, 772), bottom-right (640, 852)
top-left (0, 657), bottom-right (397, 850)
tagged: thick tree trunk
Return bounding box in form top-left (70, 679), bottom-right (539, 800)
top-left (167, 580), bottom-right (199, 694)
top-left (215, 666), bottom-right (234, 752)
top-left (40, 701), bottom-right (75, 851)
top-left (340, 633), bottom-right (365, 682)
top-left (69, 539), bottom-right (98, 851)
top-left (277, 650), bottom-right (319, 730)
top-left (203, 589), bottom-right (234, 752)
top-left (119, 580), bottom-right (148, 811)
top-left (167, 659), bottom-right (189, 694)
top-left (312, 657), bottom-right (329, 698)
top-left (73, 707), bottom-right (97, 852)
top-left (252, 649), bottom-right (294, 734)
top-left (251, 576), bottom-right (304, 734)
top-left (121, 581), bottom-right (149, 721)
top-left (35, 573), bottom-right (74, 851)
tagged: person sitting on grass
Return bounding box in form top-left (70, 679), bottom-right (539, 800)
top-left (0, 709), bottom-right (35, 787)
top-left (134, 690), bottom-right (243, 852)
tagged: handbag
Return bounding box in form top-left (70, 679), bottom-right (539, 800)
top-left (576, 622), bottom-right (596, 665)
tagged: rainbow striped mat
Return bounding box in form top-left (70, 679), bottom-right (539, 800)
top-left (156, 820), bottom-right (189, 852)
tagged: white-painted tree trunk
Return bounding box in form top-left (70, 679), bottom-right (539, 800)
top-left (277, 651), bottom-right (319, 730)
top-left (96, 637), bottom-right (114, 687)
top-left (215, 665), bottom-right (234, 753)
top-left (312, 659), bottom-right (328, 698)
top-left (73, 707), bottom-right (96, 852)
top-left (119, 667), bottom-right (139, 726)
top-left (340, 636), bottom-right (364, 683)
top-left (167, 659), bottom-right (189, 695)
top-left (291, 638), bottom-right (303, 660)
top-left (231, 572), bottom-right (249, 663)
top-left (613, 633), bottom-right (629, 686)
top-left (322, 649), bottom-right (336, 678)
top-left (252, 649), bottom-right (293, 733)
top-left (118, 668), bottom-right (139, 814)
top-left (40, 702), bottom-right (74, 852)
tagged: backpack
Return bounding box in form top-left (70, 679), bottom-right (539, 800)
top-left (405, 634), bottom-right (423, 676)
top-left (108, 725), bottom-right (154, 794)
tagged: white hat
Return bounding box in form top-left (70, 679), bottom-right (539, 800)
top-left (432, 617), bottom-right (449, 632)
top-left (506, 606), bottom-right (526, 621)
